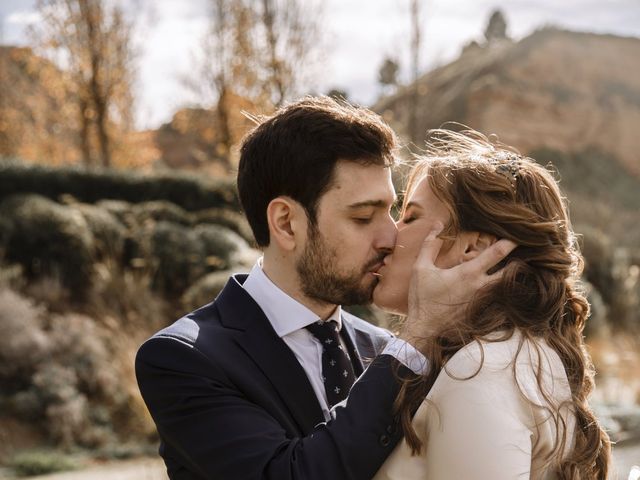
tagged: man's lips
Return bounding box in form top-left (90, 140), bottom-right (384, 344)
top-left (368, 261), bottom-right (386, 277)
top-left (372, 255), bottom-right (393, 276)
top-left (370, 264), bottom-right (383, 275)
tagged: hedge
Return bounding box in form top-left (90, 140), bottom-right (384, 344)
top-left (0, 159), bottom-right (240, 212)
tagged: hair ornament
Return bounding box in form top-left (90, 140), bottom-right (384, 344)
top-left (493, 151), bottom-right (521, 186)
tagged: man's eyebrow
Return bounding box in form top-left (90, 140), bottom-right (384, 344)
top-left (347, 199), bottom-right (397, 209)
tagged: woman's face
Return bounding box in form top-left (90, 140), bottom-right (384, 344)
top-left (373, 175), bottom-right (473, 315)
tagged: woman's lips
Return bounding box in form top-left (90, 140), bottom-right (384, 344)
top-left (373, 261), bottom-right (384, 271)
top-left (373, 263), bottom-right (387, 277)
top-left (369, 262), bottom-right (384, 277)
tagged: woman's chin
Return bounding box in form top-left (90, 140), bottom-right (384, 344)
top-left (372, 288), bottom-right (408, 316)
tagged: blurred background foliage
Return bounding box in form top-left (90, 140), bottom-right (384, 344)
top-left (0, 0), bottom-right (639, 476)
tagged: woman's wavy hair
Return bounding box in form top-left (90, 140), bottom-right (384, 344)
top-left (395, 128), bottom-right (611, 479)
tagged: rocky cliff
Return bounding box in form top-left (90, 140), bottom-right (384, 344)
top-left (377, 28), bottom-right (640, 178)
top-left (375, 28), bottom-right (640, 247)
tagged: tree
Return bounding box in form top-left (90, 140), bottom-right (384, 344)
top-left (484, 9), bottom-right (508, 43)
top-left (201, 0), bottom-right (255, 157)
top-left (408, 0), bottom-right (423, 144)
top-left (257, 0), bottom-right (322, 107)
top-left (31, 0), bottom-right (136, 167)
top-left (378, 57), bottom-right (399, 91)
top-left (189, 0), bottom-right (323, 164)
top-left (0, 46), bottom-right (79, 164)
top-left (186, 0), bottom-right (263, 165)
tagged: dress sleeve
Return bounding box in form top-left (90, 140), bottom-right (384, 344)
top-left (420, 355), bottom-right (534, 479)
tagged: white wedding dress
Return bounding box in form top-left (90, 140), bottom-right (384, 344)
top-left (374, 330), bottom-right (576, 480)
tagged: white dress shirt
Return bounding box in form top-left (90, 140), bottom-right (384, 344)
top-left (243, 259), bottom-right (427, 421)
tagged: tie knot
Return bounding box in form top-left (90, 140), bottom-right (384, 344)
top-left (305, 320), bottom-right (341, 346)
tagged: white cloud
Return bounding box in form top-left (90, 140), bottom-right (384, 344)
top-left (133, 0), bottom-right (209, 128)
top-left (6, 10), bottom-right (41, 25)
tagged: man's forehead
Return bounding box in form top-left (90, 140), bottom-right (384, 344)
top-left (315, 160), bottom-right (394, 206)
top-left (331, 161), bottom-right (392, 185)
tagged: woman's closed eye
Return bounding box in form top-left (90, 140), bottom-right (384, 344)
top-left (401, 213), bottom-right (417, 224)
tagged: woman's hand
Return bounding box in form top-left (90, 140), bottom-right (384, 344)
top-left (399, 223), bottom-right (517, 352)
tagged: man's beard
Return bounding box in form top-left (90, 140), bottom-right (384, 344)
top-left (296, 225), bottom-right (383, 306)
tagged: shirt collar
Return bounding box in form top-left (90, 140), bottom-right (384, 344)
top-left (242, 258), bottom-right (342, 338)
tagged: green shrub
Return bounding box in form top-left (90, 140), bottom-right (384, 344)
top-left (0, 194), bottom-right (95, 299)
top-left (70, 203), bottom-right (127, 261)
top-left (92, 200), bottom-right (257, 272)
top-left (149, 221), bottom-right (255, 298)
top-left (582, 280), bottom-right (609, 338)
top-left (0, 160), bottom-right (239, 211)
top-left (608, 249), bottom-right (640, 331)
top-left (9, 450), bottom-right (79, 477)
top-left (194, 207), bottom-right (254, 244)
top-left (0, 285), bottom-right (130, 448)
top-left (195, 224), bottom-right (253, 270)
top-left (577, 224), bottom-right (615, 303)
top-left (150, 221), bottom-right (206, 297)
top-left (182, 270), bottom-right (235, 311)
top-left (46, 314), bottom-right (120, 400)
top-left (577, 224), bottom-right (639, 331)
top-left (96, 199), bottom-right (136, 225)
top-left (132, 200), bottom-right (192, 226)
top-left (0, 286), bottom-right (50, 382)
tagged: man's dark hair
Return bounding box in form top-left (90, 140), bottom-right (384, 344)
top-left (237, 96), bottom-right (397, 247)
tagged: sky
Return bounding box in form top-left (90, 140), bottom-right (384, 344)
top-left (2, 0), bottom-right (640, 130)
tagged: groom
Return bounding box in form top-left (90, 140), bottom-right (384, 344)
top-left (136, 97), bottom-right (512, 479)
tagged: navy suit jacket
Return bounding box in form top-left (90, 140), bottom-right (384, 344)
top-left (136, 274), bottom-right (413, 480)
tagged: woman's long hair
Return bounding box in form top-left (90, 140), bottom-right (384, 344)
top-left (395, 129), bottom-right (611, 479)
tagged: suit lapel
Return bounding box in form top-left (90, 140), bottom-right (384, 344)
top-left (340, 318), bottom-right (365, 376)
top-left (215, 275), bottom-right (324, 434)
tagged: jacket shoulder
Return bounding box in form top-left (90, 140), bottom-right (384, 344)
top-left (140, 301), bottom-right (220, 351)
top-left (342, 310), bottom-right (393, 356)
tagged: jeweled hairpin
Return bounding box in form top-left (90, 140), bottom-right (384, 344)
top-left (494, 152), bottom-right (520, 185)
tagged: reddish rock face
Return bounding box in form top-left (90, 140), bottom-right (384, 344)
top-left (374, 28), bottom-right (640, 248)
top-left (376, 30), bottom-right (640, 179)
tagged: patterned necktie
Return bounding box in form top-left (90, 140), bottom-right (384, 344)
top-left (305, 320), bottom-right (356, 408)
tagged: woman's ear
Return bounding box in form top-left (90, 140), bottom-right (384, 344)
top-left (460, 231), bottom-right (497, 262)
top-left (266, 196), bottom-right (307, 251)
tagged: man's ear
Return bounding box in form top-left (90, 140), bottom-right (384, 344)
top-left (266, 196), bottom-right (307, 251)
top-left (460, 231), bottom-right (497, 262)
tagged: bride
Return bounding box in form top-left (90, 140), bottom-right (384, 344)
top-left (372, 129), bottom-right (611, 479)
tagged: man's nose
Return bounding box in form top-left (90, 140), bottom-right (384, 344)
top-left (375, 215), bottom-right (398, 253)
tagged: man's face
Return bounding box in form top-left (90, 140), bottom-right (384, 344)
top-left (296, 160), bottom-right (397, 306)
